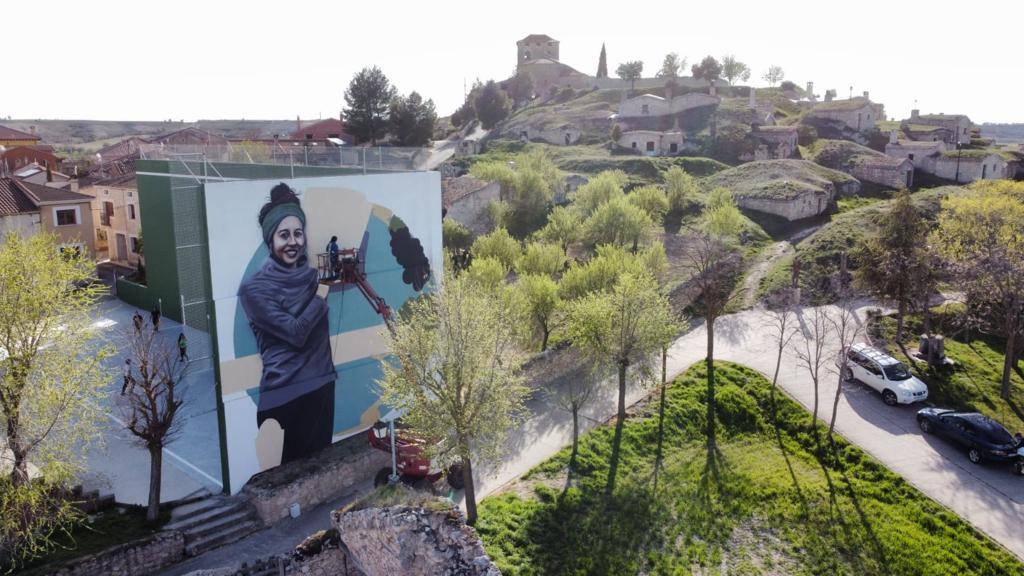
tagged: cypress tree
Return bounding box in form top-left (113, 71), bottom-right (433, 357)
top-left (597, 43), bottom-right (608, 78)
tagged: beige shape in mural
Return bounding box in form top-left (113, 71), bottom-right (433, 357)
top-left (255, 418), bottom-right (284, 470)
top-left (301, 187), bottom-right (372, 269)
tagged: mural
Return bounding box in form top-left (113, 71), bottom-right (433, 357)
top-left (205, 173), bottom-right (442, 492)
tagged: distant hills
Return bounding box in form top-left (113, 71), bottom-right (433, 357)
top-left (1, 119), bottom-right (296, 150)
top-left (980, 123), bottom-right (1024, 144)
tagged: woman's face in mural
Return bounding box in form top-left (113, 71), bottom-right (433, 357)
top-left (272, 215), bottom-right (305, 267)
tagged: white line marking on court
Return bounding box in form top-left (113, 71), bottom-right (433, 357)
top-left (104, 411), bottom-right (223, 490)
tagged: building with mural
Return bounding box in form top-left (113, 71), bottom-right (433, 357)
top-left (117, 150), bottom-right (442, 493)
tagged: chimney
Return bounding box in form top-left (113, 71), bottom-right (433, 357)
top-left (29, 125), bottom-right (36, 136)
top-left (911, 109), bottom-right (919, 120)
top-left (806, 81), bottom-right (814, 98)
top-left (296, 115), bottom-right (302, 132)
top-left (862, 91), bottom-right (870, 100)
top-left (709, 81), bottom-right (716, 97)
top-left (889, 130), bottom-right (899, 145)
top-left (825, 91), bottom-right (834, 103)
top-left (749, 87), bottom-right (756, 108)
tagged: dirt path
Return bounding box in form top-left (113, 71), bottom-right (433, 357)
top-left (740, 240), bottom-right (793, 308)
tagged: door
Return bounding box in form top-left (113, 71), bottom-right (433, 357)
top-left (115, 233), bottom-right (127, 262)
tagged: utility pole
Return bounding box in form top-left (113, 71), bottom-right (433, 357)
top-left (954, 140), bottom-right (963, 183)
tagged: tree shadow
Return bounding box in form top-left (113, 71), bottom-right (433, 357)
top-left (652, 383), bottom-right (667, 492)
top-left (604, 418), bottom-right (625, 500)
top-left (836, 464), bottom-right (891, 575)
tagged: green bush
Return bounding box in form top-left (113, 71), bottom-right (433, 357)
top-left (442, 218), bottom-right (473, 252)
top-left (627, 185), bottom-right (669, 224)
top-left (582, 197), bottom-right (655, 249)
top-left (573, 170), bottom-right (627, 216)
top-left (517, 242), bottom-right (567, 278)
top-left (465, 257), bottom-right (508, 291)
top-left (472, 228), bottom-right (520, 271)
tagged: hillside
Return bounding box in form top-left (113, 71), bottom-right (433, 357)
top-left (980, 123), bottom-right (1024, 144)
top-left (705, 159), bottom-right (859, 201)
top-left (2, 118), bottom-right (296, 148)
top-left (804, 138), bottom-right (891, 171)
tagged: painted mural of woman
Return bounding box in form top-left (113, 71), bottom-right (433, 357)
top-left (238, 183), bottom-right (336, 467)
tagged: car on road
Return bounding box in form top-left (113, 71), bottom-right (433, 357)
top-left (841, 343), bottom-right (929, 406)
top-left (917, 408), bottom-right (1024, 474)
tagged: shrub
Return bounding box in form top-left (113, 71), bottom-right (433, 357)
top-left (471, 228), bottom-right (520, 270)
top-left (442, 219), bottom-right (472, 253)
top-left (517, 242), bottom-right (567, 278)
top-left (664, 166), bottom-right (702, 215)
top-left (627, 185), bottom-right (670, 224)
top-left (465, 257), bottom-right (508, 290)
top-left (583, 197), bottom-right (655, 249)
top-left (535, 206), bottom-right (583, 251)
top-left (573, 170), bottom-right (628, 216)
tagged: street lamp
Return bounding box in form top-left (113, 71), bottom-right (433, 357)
top-left (954, 140), bottom-right (963, 183)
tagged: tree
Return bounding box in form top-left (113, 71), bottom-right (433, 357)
top-left (615, 61), bottom-right (644, 94)
top-left (120, 325), bottom-right (188, 522)
top-left (566, 273), bottom-right (678, 429)
top-left (827, 299), bottom-right (863, 440)
top-left (388, 91), bottom-right (437, 147)
top-left (690, 56), bottom-right (722, 85)
top-left (763, 290), bottom-right (798, 420)
top-left (442, 218), bottom-right (473, 254)
top-left (656, 53), bottom-right (684, 79)
top-left (464, 257), bottom-right (508, 291)
top-left (517, 241), bottom-right (566, 278)
top-left (516, 274), bottom-right (562, 351)
top-left (762, 65), bottom-right (785, 88)
top-left (665, 166), bottom-right (701, 215)
top-left (583, 196), bottom-right (655, 251)
top-left (379, 270), bottom-right (528, 525)
top-left (932, 182), bottom-right (1024, 399)
top-left (470, 228), bottom-right (520, 271)
top-left (573, 170), bottom-right (627, 216)
top-left (610, 123), bottom-right (622, 143)
top-left (474, 80), bottom-right (511, 129)
top-left (597, 43), bottom-right (608, 79)
top-left (343, 66), bottom-right (396, 145)
top-left (0, 233), bottom-right (110, 566)
top-left (560, 244), bottom-right (667, 301)
top-left (793, 305), bottom-right (829, 435)
top-left (628, 185), bottom-right (670, 224)
top-left (471, 151), bottom-right (561, 237)
top-left (536, 206), bottom-right (583, 252)
top-left (721, 55), bottom-right (751, 85)
top-left (855, 190), bottom-right (933, 344)
top-left (504, 73), bottom-right (535, 105)
top-left (684, 199), bottom-right (743, 448)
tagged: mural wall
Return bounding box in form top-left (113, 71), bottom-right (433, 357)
top-left (205, 172), bottom-right (442, 493)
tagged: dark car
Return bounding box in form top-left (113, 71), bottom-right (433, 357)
top-left (917, 408), bottom-right (1024, 475)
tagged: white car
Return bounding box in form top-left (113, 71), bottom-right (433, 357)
top-left (842, 343), bottom-right (929, 406)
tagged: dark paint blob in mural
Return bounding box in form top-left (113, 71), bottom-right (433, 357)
top-left (389, 219), bottom-right (431, 291)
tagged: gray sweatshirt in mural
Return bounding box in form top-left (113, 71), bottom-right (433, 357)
top-left (238, 258), bottom-right (335, 411)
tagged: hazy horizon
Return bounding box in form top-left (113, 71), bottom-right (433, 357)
top-left (5, 0), bottom-right (1023, 124)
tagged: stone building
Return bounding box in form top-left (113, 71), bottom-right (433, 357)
top-left (884, 138), bottom-right (947, 173)
top-left (442, 175), bottom-right (500, 236)
top-left (516, 123), bottom-right (582, 146)
top-left (806, 96), bottom-right (883, 133)
top-left (618, 130), bottom-right (686, 156)
top-left (906, 110), bottom-right (972, 145)
top-left (933, 150), bottom-right (1009, 182)
top-left (517, 34), bottom-right (560, 66)
top-left (748, 126), bottom-right (798, 160)
top-left (617, 92), bottom-right (721, 118)
top-left (850, 156), bottom-right (914, 189)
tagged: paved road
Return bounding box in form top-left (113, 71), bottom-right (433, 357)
top-left (470, 303), bottom-right (1024, 561)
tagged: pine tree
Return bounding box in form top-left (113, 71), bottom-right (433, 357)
top-left (343, 66), bottom-right (396, 145)
top-left (597, 43), bottom-right (608, 78)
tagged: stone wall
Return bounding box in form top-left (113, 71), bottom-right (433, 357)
top-left (335, 505), bottom-right (501, 576)
top-left (242, 434), bottom-right (389, 526)
top-left (735, 189), bottom-right (832, 221)
top-left (933, 155), bottom-right (1009, 182)
top-left (48, 531), bottom-right (184, 576)
top-left (446, 180), bottom-right (500, 236)
top-left (851, 161), bottom-right (913, 189)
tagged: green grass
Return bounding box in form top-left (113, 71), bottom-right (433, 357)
top-left (476, 362), bottom-right (1021, 576)
top-left (17, 506), bottom-right (168, 575)
top-left (704, 159), bottom-right (858, 200)
top-left (836, 196), bottom-right (883, 213)
top-left (872, 308), bottom-right (1024, 432)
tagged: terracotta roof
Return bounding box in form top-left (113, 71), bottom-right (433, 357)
top-left (0, 178), bottom-right (39, 216)
top-left (290, 118), bottom-right (352, 142)
top-left (442, 176), bottom-right (493, 208)
top-left (0, 124), bottom-right (41, 141)
top-left (96, 137), bottom-right (147, 162)
top-left (518, 34), bottom-right (556, 44)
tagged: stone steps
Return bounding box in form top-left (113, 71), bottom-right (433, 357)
top-left (165, 494), bottom-right (261, 557)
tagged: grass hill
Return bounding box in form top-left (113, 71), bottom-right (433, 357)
top-left (705, 159), bottom-right (859, 201)
top-left (2, 119), bottom-right (295, 149)
top-left (804, 139), bottom-right (893, 172)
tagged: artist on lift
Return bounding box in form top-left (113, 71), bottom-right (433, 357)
top-left (325, 235), bottom-right (340, 280)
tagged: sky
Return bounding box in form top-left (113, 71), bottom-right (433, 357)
top-left (5, 0), bottom-right (1023, 124)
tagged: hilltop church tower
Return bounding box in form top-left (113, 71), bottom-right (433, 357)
top-left (517, 34), bottom-right (560, 69)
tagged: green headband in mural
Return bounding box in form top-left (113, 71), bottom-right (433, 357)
top-left (261, 203), bottom-right (306, 245)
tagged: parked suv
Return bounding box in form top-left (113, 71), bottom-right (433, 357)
top-left (842, 343), bottom-right (929, 406)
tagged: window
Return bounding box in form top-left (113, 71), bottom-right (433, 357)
top-left (305, 134), bottom-right (313, 140)
top-left (908, 153), bottom-right (915, 161)
top-left (128, 204), bottom-right (136, 220)
top-left (631, 142), bottom-right (637, 149)
top-left (641, 104), bottom-right (649, 115)
top-left (101, 201), bottom-right (113, 226)
top-left (130, 236), bottom-right (140, 254)
top-left (883, 363), bottom-right (912, 381)
top-left (646, 141), bottom-right (655, 152)
top-left (54, 207), bottom-right (79, 226)
top-left (669, 143), bottom-right (678, 153)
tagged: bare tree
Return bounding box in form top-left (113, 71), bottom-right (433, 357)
top-left (119, 326), bottom-right (189, 522)
top-left (826, 300), bottom-right (863, 440)
top-left (763, 290), bottom-right (798, 419)
top-left (793, 306), bottom-right (829, 435)
top-left (551, 365), bottom-right (604, 481)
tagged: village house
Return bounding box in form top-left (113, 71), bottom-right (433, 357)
top-left (618, 129), bottom-right (687, 156)
top-left (748, 125), bottom-right (799, 161)
top-left (10, 162), bottom-right (75, 189)
top-left (616, 92), bottom-right (721, 119)
top-left (0, 144), bottom-right (61, 174)
top-left (884, 136), bottom-right (947, 173)
top-left (79, 167), bottom-right (141, 266)
top-left (442, 175), bottom-right (500, 236)
top-left (0, 177), bottom-right (97, 256)
top-left (805, 95), bottom-right (884, 133)
top-left (0, 124), bottom-right (41, 147)
top-left (291, 117), bottom-right (353, 145)
top-left (905, 110), bottom-right (972, 145)
top-left (933, 150), bottom-right (1010, 182)
top-left (850, 155), bottom-right (914, 189)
